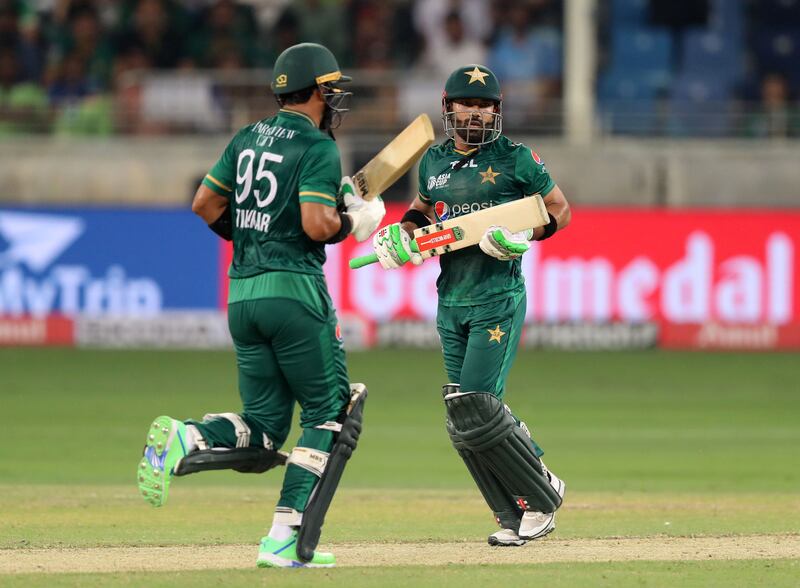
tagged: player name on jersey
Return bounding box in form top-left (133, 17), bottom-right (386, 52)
top-left (251, 122), bottom-right (299, 140)
top-left (236, 208), bottom-right (271, 233)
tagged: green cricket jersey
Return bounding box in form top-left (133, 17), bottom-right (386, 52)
top-left (202, 109), bottom-right (341, 279)
top-left (417, 136), bottom-right (556, 306)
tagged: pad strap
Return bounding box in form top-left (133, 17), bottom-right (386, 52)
top-left (315, 421), bottom-right (343, 433)
top-left (203, 412), bottom-right (251, 448)
top-left (186, 424), bottom-right (208, 450)
top-left (273, 506), bottom-right (303, 527)
top-left (287, 447), bottom-right (329, 477)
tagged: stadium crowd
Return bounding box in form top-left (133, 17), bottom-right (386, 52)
top-left (0, 0), bottom-right (798, 136)
top-left (0, 0), bottom-right (563, 134)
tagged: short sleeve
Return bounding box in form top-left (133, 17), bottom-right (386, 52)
top-left (416, 149), bottom-right (433, 204)
top-left (515, 145), bottom-right (556, 197)
top-left (298, 139), bottom-right (341, 207)
top-left (202, 136), bottom-right (237, 198)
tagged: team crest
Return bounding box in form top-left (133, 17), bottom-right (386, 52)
top-left (434, 201), bottom-right (450, 221)
top-left (275, 74), bottom-right (287, 88)
top-left (335, 322), bottom-right (343, 343)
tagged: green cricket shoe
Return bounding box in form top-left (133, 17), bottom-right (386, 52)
top-left (137, 416), bottom-right (189, 507)
top-left (256, 532), bottom-right (336, 568)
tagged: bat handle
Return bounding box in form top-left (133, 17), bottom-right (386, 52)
top-left (347, 240), bottom-right (421, 269)
top-left (349, 253), bottom-right (379, 269)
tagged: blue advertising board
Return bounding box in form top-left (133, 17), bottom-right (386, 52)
top-left (0, 207), bottom-right (220, 316)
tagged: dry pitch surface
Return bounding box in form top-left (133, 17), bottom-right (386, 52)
top-left (2, 535), bottom-right (798, 574)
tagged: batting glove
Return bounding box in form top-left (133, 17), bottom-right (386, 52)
top-left (340, 176), bottom-right (385, 242)
top-left (372, 223), bottom-right (423, 269)
top-left (479, 226), bottom-right (533, 261)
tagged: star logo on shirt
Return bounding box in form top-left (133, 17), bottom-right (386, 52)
top-left (480, 166), bottom-right (501, 184)
top-left (464, 66), bottom-right (490, 85)
top-left (488, 324), bottom-right (506, 343)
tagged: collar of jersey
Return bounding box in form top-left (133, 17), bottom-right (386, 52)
top-left (279, 108), bottom-right (317, 127)
top-left (449, 141), bottom-right (479, 157)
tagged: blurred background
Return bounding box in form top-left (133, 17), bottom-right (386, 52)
top-left (0, 0), bottom-right (798, 351)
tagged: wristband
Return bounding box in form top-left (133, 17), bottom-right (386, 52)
top-left (400, 208), bottom-right (431, 228)
top-left (325, 211), bottom-right (353, 244)
top-left (208, 205), bottom-right (232, 241)
top-left (536, 213), bottom-right (558, 241)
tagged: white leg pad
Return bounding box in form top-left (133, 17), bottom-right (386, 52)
top-left (273, 506), bottom-right (303, 527)
top-left (286, 447), bottom-right (329, 478)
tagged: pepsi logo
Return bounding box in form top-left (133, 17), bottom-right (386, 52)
top-left (434, 201), bottom-right (450, 221)
top-left (531, 150), bottom-right (543, 165)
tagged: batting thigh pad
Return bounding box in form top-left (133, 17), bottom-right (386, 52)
top-left (296, 383), bottom-right (367, 563)
top-left (445, 391), bottom-right (561, 514)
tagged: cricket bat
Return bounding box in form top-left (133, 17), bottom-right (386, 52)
top-left (349, 194), bottom-right (550, 269)
top-left (352, 114), bottom-right (435, 201)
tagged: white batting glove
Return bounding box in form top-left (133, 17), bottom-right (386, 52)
top-left (340, 176), bottom-right (385, 242)
top-left (372, 223), bottom-right (423, 269)
top-left (479, 226), bottom-right (533, 261)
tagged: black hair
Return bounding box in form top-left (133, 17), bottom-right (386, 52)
top-left (276, 85), bottom-right (316, 106)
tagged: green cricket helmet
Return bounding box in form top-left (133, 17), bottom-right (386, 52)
top-left (442, 64), bottom-right (503, 145)
top-left (271, 42), bottom-right (352, 129)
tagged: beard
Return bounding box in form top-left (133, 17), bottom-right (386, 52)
top-left (455, 122), bottom-right (489, 144)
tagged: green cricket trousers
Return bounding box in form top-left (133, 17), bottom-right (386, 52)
top-left (437, 287), bottom-right (543, 456)
top-left (188, 272), bottom-right (350, 511)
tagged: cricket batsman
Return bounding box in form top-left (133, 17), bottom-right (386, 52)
top-left (135, 43), bottom-right (385, 568)
top-left (370, 64), bottom-right (571, 546)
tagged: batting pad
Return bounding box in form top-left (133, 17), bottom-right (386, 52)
top-left (445, 391), bottom-right (561, 514)
top-left (296, 383), bottom-right (367, 563)
top-left (447, 416), bottom-right (523, 530)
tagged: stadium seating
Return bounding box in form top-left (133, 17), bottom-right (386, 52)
top-left (753, 27), bottom-right (800, 90)
top-left (668, 71), bottom-right (732, 137)
top-left (598, 69), bottom-right (660, 135)
top-left (681, 28), bottom-right (742, 82)
top-left (611, 0), bottom-right (650, 26)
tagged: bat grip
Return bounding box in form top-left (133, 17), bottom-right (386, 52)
top-left (349, 253), bottom-right (378, 269)
top-left (348, 240), bottom-right (420, 269)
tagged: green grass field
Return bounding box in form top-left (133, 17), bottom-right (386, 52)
top-left (1, 348), bottom-right (799, 586)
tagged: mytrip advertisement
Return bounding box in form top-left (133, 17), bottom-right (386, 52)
top-left (0, 208), bottom-right (221, 347)
top-left (1, 205), bottom-right (798, 350)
